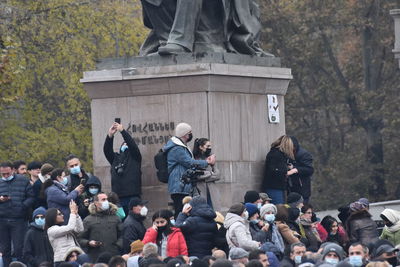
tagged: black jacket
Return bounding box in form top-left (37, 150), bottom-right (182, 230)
top-left (287, 140), bottom-right (314, 198)
top-left (23, 223), bottom-right (54, 266)
top-left (263, 148), bottom-right (289, 190)
top-left (67, 169), bottom-right (91, 192)
top-left (104, 130), bottom-right (142, 197)
top-left (78, 175), bottom-right (102, 219)
top-left (0, 174), bottom-right (35, 219)
top-left (176, 203), bottom-right (218, 258)
top-left (122, 212), bottom-right (146, 254)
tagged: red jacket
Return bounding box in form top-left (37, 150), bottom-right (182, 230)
top-left (142, 227), bottom-right (188, 257)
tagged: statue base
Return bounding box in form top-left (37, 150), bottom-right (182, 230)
top-left (81, 53), bottom-right (292, 213)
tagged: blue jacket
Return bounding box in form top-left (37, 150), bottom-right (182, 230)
top-left (175, 203), bottom-right (217, 258)
top-left (163, 137), bottom-right (208, 194)
top-left (0, 174), bottom-right (35, 219)
top-left (46, 182), bottom-right (79, 224)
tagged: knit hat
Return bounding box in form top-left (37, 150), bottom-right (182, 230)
top-left (245, 203), bottom-right (259, 218)
top-left (322, 243), bottom-right (344, 261)
top-left (358, 198), bottom-right (370, 208)
top-left (27, 161), bottom-right (42, 171)
top-left (130, 240), bottom-right (144, 254)
top-left (244, 190), bottom-right (260, 203)
top-left (228, 203), bottom-right (246, 216)
top-left (349, 201), bottom-right (368, 212)
top-left (175, 123), bottom-right (192, 138)
top-left (259, 193), bottom-right (272, 202)
top-left (229, 247), bottom-right (249, 260)
top-left (40, 163), bottom-right (54, 176)
top-left (287, 192), bottom-right (304, 207)
top-left (32, 207), bottom-right (46, 220)
top-left (260, 203), bottom-right (277, 218)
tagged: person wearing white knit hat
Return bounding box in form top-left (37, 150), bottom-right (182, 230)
top-left (163, 122), bottom-right (216, 216)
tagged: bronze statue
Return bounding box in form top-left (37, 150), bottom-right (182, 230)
top-left (139, 0), bottom-right (273, 57)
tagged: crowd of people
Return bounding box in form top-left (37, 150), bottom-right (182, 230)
top-left (0, 122), bottom-right (400, 267)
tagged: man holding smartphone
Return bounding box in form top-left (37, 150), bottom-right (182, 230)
top-left (103, 119), bottom-right (142, 215)
top-left (0, 161), bottom-right (35, 266)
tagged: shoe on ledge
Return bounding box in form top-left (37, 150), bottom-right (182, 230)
top-left (158, 43), bottom-right (190, 55)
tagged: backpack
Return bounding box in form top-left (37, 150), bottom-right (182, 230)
top-left (154, 148), bottom-right (169, 183)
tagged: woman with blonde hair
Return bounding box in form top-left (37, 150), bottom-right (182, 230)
top-left (262, 135), bottom-right (296, 204)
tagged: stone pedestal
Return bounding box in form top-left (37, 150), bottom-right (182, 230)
top-left (391, 9), bottom-right (400, 68)
top-left (81, 53), bottom-right (292, 212)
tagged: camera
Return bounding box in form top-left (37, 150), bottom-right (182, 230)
top-left (114, 163), bottom-right (125, 176)
top-left (181, 166), bottom-right (204, 186)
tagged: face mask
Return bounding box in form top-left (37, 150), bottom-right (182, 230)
top-left (140, 206), bottom-right (148, 216)
top-left (70, 166), bottom-right (81, 175)
top-left (205, 148), bottom-right (212, 157)
top-left (89, 188), bottom-right (99, 195)
top-left (120, 145), bottom-right (128, 152)
top-left (325, 258), bottom-right (339, 265)
top-left (385, 221), bottom-right (394, 227)
top-left (158, 225), bottom-right (167, 232)
top-left (250, 219), bottom-right (260, 224)
top-left (187, 133), bottom-right (193, 142)
top-left (61, 177), bottom-right (68, 186)
top-left (294, 255), bottom-right (302, 264)
top-left (264, 214), bottom-right (275, 222)
top-left (349, 255), bottom-right (363, 267)
top-left (101, 200), bottom-right (110, 211)
top-left (2, 175), bottom-right (14, 182)
top-left (243, 211), bottom-right (249, 220)
top-left (386, 256), bottom-right (397, 267)
top-left (170, 219), bottom-right (176, 226)
top-left (35, 218), bottom-right (45, 227)
top-left (257, 203), bottom-right (262, 209)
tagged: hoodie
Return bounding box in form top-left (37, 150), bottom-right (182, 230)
top-left (224, 212), bottom-right (260, 251)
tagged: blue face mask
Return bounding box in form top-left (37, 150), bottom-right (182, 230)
top-left (325, 258), bottom-right (339, 265)
top-left (170, 219), bottom-right (176, 226)
top-left (120, 145), bottom-right (128, 152)
top-left (250, 219), bottom-right (260, 224)
top-left (294, 255), bottom-right (302, 264)
top-left (89, 188), bottom-right (99, 195)
top-left (349, 255), bottom-right (363, 267)
top-left (2, 175), bottom-right (14, 182)
top-left (257, 203), bottom-right (262, 209)
top-left (35, 218), bottom-right (45, 227)
top-left (264, 214), bottom-right (275, 222)
top-left (61, 177), bottom-right (68, 186)
top-left (70, 166), bottom-right (81, 175)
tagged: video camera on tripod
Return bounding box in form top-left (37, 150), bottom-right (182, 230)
top-left (180, 165), bottom-right (204, 196)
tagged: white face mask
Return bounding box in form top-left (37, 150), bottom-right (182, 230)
top-left (101, 200), bottom-right (110, 211)
top-left (140, 206), bottom-right (148, 216)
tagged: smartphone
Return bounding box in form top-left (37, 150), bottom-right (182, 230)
top-left (115, 118), bottom-right (121, 124)
top-left (183, 203), bottom-right (191, 211)
top-left (80, 178), bottom-right (86, 185)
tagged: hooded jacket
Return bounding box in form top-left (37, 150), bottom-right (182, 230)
top-left (176, 199), bottom-right (218, 258)
top-left (78, 176), bottom-right (102, 219)
top-left (122, 211), bottom-right (147, 254)
top-left (23, 222), bottom-right (54, 267)
top-left (62, 246), bottom-right (85, 262)
top-left (142, 227), bottom-right (188, 257)
top-left (163, 137), bottom-right (208, 194)
top-left (103, 129), bottom-right (142, 197)
top-left (78, 202), bottom-right (123, 261)
top-left (224, 212), bottom-right (259, 251)
top-left (380, 209), bottom-right (400, 246)
top-left (346, 209), bottom-right (379, 246)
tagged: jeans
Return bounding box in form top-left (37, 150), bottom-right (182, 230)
top-left (265, 189), bottom-right (285, 205)
top-left (0, 219), bottom-right (28, 267)
top-left (171, 194), bottom-right (186, 218)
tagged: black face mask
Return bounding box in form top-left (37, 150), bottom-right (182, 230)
top-left (386, 221), bottom-right (394, 227)
top-left (157, 225), bottom-right (168, 232)
top-left (187, 133), bottom-right (193, 142)
top-left (386, 256), bottom-right (397, 267)
top-left (205, 148), bottom-right (212, 157)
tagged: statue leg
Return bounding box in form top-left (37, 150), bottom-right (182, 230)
top-left (140, 0), bottom-right (177, 55)
top-left (164, 0), bottom-right (204, 51)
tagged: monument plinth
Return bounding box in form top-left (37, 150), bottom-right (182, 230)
top-left (81, 53), bottom-right (292, 212)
